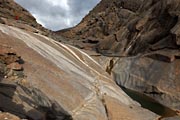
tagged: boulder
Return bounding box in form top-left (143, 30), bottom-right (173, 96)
top-left (7, 62), bottom-right (22, 71)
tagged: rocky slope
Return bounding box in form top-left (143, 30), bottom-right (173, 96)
top-left (0, 1), bottom-right (160, 119)
top-left (0, 0), bottom-right (35, 24)
top-left (0, 0), bottom-right (51, 35)
top-left (57, 0), bottom-right (180, 116)
top-left (0, 23), bottom-right (159, 120)
top-left (57, 0), bottom-right (180, 57)
top-left (0, 0), bottom-right (179, 119)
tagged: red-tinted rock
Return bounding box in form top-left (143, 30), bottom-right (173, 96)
top-left (0, 0), bottom-right (51, 36)
top-left (7, 62), bottom-right (22, 70)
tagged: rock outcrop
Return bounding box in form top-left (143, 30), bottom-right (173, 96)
top-left (0, 0), bottom-right (50, 35)
top-left (0, 45), bottom-right (24, 80)
top-left (0, 0), bottom-right (36, 25)
top-left (1, 0), bottom-right (180, 119)
top-left (0, 112), bottom-right (21, 120)
top-left (57, 0), bottom-right (180, 58)
top-left (0, 23), bottom-right (159, 120)
top-left (112, 56), bottom-right (180, 110)
top-left (0, 45), bottom-right (71, 119)
top-left (57, 0), bottom-right (180, 115)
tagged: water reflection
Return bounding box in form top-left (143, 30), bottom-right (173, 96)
top-left (121, 87), bottom-right (177, 118)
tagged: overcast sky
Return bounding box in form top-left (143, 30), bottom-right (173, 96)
top-left (14, 0), bottom-right (100, 31)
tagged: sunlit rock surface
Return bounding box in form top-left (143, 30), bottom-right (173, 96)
top-left (0, 112), bottom-right (21, 120)
top-left (0, 24), bottom-right (158, 120)
top-left (58, 0), bottom-right (180, 113)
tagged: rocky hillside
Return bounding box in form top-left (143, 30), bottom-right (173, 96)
top-left (0, 0), bottom-right (163, 120)
top-left (0, 0), bottom-right (35, 24)
top-left (57, 0), bottom-right (180, 117)
top-left (0, 0), bottom-right (50, 35)
top-left (0, 22), bottom-right (159, 120)
top-left (57, 0), bottom-right (180, 58)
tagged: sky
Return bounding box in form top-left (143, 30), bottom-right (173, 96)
top-left (15, 0), bottom-right (100, 31)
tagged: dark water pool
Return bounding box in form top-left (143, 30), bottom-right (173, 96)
top-left (121, 87), bottom-right (177, 118)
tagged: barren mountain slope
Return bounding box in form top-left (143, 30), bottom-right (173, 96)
top-left (0, 0), bottom-right (50, 35)
top-left (57, 0), bottom-right (180, 114)
top-left (0, 1), bottom-right (160, 119)
top-left (0, 23), bottom-right (159, 120)
top-left (57, 0), bottom-right (180, 57)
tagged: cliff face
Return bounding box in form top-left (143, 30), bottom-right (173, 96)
top-left (0, 0), bottom-right (160, 120)
top-left (57, 0), bottom-right (180, 58)
top-left (57, 0), bottom-right (180, 114)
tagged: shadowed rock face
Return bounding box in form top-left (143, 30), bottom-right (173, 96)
top-left (57, 0), bottom-right (180, 114)
top-left (0, 83), bottom-right (72, 120)
top-left (0, 45), bottom-right (71, 120)
top-left (112, 56), bottom-right (180, 110)
top-left (57, 0), bottom-right (180, 58)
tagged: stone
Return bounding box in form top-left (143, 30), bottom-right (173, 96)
top-left (0, 17), bottom-right (5, 24)
top-left (146, 50), bottom-right (177, 63)
top-left (0, 112), bottom-right (21, 120)
top-left (162, 116), bottom-right (180, 120)
top-left (7, 62), bottom-right (22, 71)
top-left (104, 96), bottom-right (158, 120)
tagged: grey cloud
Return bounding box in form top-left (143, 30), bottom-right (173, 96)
top-left (15, 0), bottom-right (100, 31)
